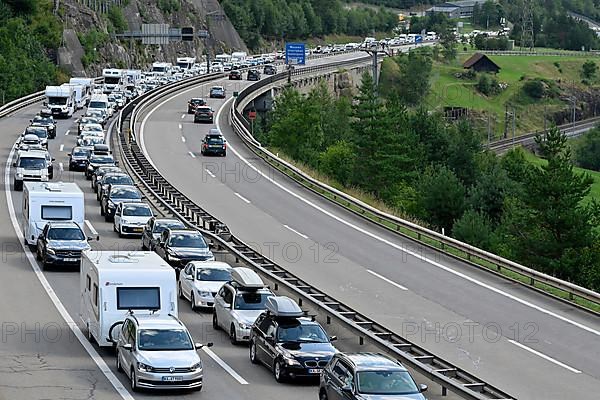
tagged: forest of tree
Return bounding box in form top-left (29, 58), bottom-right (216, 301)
top-left (220, 0), bottom-right (398, 49)
top-left (252, 64), bottom-right (600, 291)
top-left (0, 0), bottom-right (61, 102)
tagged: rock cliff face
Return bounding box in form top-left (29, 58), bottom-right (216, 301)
top-left (58, 0), bottom-right (247, 77)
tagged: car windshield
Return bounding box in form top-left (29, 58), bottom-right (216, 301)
top-left (111, 188), bottom-right (140, 199)
top-left (84, 138), bottom-right (104, 146)
top-left (72, 148), bottom-right (90, 157)
top-left (33, 117), bottom-right (52, 124)
top-left (27, 129), bottom-right (48, 139)
top-left (48, 97), bottom-right (67, 105)
top-left (47, 227), bottom-right (85, 241)
top-left (89, 101), bottom-right (107, 109)
top-left (197, 268), bottom-right (231, 281)
top-left (207, 136), bottom-right (224, 144)
top-left (190, 99), bottom-right (204, 105)
top-left (18, 157), bottom-right (46, 169)
top-left (277, 322), bottom-right (329, 343)
top-left (233, 292), bottom-right (270, 310)
top-left (105, 175), bottom-right (132, 185)
top-left (138, 329), bottom-right (193, 351)
top-left (86, 125), bottom-right (103, 132)
top-left (153, 221), bottom-right (185, 234)
top-left (90, 155), bottom-right (114, 164)
top-left (122, 204), bottom-right (152, 216)
top-left (211, 88), bottom-right (223, 93)
top-left (168, 233), bottom-right (207, 248)
top-left (356, 371), bottom-right (419, 395)
top-left (197, 107), bottom-right (211, 113)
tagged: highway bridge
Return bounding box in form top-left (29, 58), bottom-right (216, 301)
top-left (0, 47), bottom-right (599, 400)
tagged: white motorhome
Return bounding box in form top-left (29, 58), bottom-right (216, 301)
top-left (80, 251), bottom-right (177, 347)
top-left (102, 68), bottom-right (123, 93)
top-left (44, 85), bottom-right (76, 118)
top-left (87, 93), bottom-right (111, 117)
top-left (231, 51), bottom-right (247, 63)
top-left (151, 62), bottom-right (172, 76)
top-left (22, 182), bottom-right (84, 246)
top-left (215, 53), bottom-right (231, 64)
top-left (69, 77), bottom-right (94, 106)
top-left (61, 83), bottom-right (86, 110)
top-left (123, 69), bottom-right (142, 85)
top-left (176, 57), bottom-right (196, 70)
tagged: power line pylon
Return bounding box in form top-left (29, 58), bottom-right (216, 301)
top-left (520, 0), bottom-right (535, 52)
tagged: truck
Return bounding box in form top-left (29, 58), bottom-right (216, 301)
top-left (176, 57), bottom-right (196, 70)
top-left (61, 83), bottom-right (86, 110)
top-left (69, 77), bottom-right (94, 106)
top-left (79, 251), bottom-right (178, 347)
top-left (22, 182), bottom-right (84, 245)
top-left (44, 85), bottom-right (76, 118)
top-left (102, 68), bottom-right (123, 93)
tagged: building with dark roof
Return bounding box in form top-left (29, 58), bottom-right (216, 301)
top-left (463, 53), bottom-right (501, 73)
top-left (427, 0), bottom-right (490, 19)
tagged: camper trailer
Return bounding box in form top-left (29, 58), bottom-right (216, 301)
top-left (44, 86), bottom-right (76, 118)
top-left (176, 57), bottom-right (196, 70)
top-left (61, 83), bottom-right (86, 110)
top-left (69, 77), bottom-right (94, 106)
top-left (102, 68), bottom-right (123, 93)
top-left (22, 182), bottom-right (84, 245)
top-left (80, 251), bottom-right (178, 347)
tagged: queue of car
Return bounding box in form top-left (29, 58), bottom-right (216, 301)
top-left (8, 53), bottom-right (431, 397)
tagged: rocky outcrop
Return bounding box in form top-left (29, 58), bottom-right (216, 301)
top-left (58, 0), bottom-right (247, 77)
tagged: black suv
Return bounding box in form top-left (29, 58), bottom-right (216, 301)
top-left (187, 97), bottom-right (206, 114)
top-left (201, 134), bottom-right (226, 156)
top-left (68, 146), bottom-right (91, 171)
top-left (96, 173), bottom-right (134, 201)
top-left (263, 65), bottom-right (277, 75)
top-left (247, 69), bottom-right (261, 81)
top-left (319, 353), bottom-right (428, 400)
top-left (250, 297), bottom-right (337, 382)
top-left (155, 229), bottom-right (215, 273)
top-left (85, 154), bottom-right (117, 179)
top-left (30, 115), bottom-right (56, 138)
top-left (100, 185), bottom-right (142, 220)
top-left (229, 70), bottom-right (242, 80)
top-left (194, 106), bottom-right (214, 123)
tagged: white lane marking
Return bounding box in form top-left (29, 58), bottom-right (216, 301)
top-left (59, 144), bottom-right (64, 152)
top-left (188, 151), bottom-right (196, 158)
top-left (366, 269), bottom-right (408, 291)
top-left (181, 136), bottom-right (186, 143)
top-left (59, 162), bottom-right (63, 172)
top-left (234, 192), bottom-right (251, 204)
top-left (181, 114), bottom-right (186, 119)
top-left (65, 129), bottom-right (70, 136)
top-left (85, 219), bottom-right (98, 236)
top-left (4, 144), bottom-right (134, 400)
top-left (141, 74), bottom-right (600, 337)
top-left (202, 348), bottom-right (249, 385)
top-left (178, 123), bottom-right (182, 130)
top-left (508, 340), bottom-right (582, 374)
top-left (283, 224), bottom-right (308, 239)
top-left (205, 169), bottom-right (216, 178)
top-left (213, 98), bottom-right (600, 338)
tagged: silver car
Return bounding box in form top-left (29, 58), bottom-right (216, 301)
top-left (116, 313), bottom-right (212, 392)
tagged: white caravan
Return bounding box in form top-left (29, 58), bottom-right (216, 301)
top-left (69, 77), bottom-right (94, 106)
top-left (44, 85), bottom-right (76, 118)
top-left (80, 251), bottom-right (177, 347)
top-left (102, 68), bottom-right (123, 93)
top-left (61, 83), bottom-right (86, 110)
top-left (22, 182), bottom-right (84, 246)
top-left (123, 69), bottom-right (142, 85)
top-left (151, 62), bottom-right (172, 76)
top-left (176, 57), bottom-right (196, 70)
top-left (231, 51), bottom-right (247, 63)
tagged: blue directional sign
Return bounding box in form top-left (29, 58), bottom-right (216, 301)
top-left (415, 35), bottom-right (423, 43)
top-left (285, 42), bottom-right (306, 65)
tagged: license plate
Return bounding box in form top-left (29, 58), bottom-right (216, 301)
top-left (162, 376), bottom-right (183, 382)
top-left (308, 368), bottom-right (322, 374)
top-left (210, 145), bottom-right (221, 148)
top-left (63, 258), bottom-right (78, 262)
top-left (133, 227), bottom-right (143, 232)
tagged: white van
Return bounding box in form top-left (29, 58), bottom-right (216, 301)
top-left (22, 182), bottom-right (84, 245)
top-left (87, 94), bottom-right (110, 117)
top-left (80, 251), bottom-right (177, 347)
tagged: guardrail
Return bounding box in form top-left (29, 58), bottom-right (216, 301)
top-left (118, 54), bottom-right (516, 400)
top-left (229, 56), bottom-right (600, 314)
top-left (458, 50), bottom-right (600, 57)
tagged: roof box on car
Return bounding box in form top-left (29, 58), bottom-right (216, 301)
top-left (231, 267), bottom-right (264, 289)
top-left (265, 296), bottom-right (303, 318)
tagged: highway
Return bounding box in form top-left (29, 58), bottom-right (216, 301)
top-left (136, 51), bottom-right (600, 399)
top-left (0, 50), bottom-right (449, 400)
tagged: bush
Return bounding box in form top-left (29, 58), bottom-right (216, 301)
top-left (79, 30), bottom-right (108, 68)
top-left (157, 0), bottom-right (181, 14)
top-left (476, 73), bottom-right (499, 96)
top-left (522, 79), bottom-right (545, 99)
top-left (574, 127), bottom-right (600, 171)
top-left (107, 6), bottom-right (128, 34)
top-left (452, 209), bottom-right (494, 250)
top-left (319, 141), bottom-right (356, 185)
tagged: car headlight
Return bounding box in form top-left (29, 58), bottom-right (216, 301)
top-left (137, 362), bottom-right (153, 372)
top-left (16, 172), bottom-right (23, 179)
top-left (238, 322), bottom-right (250, 330)
top-left (191, 362), bottom-right (202, 371)
top-left (198, 291), bottom-right (211, 297)
top-left (87, 165), bottom-right (93, 171)
top-left (283, 355), bottom-right (301, 366)
top-left (46, 248), bottom-right (56, 255)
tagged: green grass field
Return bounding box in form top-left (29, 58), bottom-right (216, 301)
top-left (424, 54), bottom-right (597, 139)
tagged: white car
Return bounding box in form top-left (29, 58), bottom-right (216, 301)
top-left (178, 261), bottom-right (233, 310)
top-left (113, 202), bottom-right (153, 237)
top-left (213, 267), bottom-right (273, 344)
